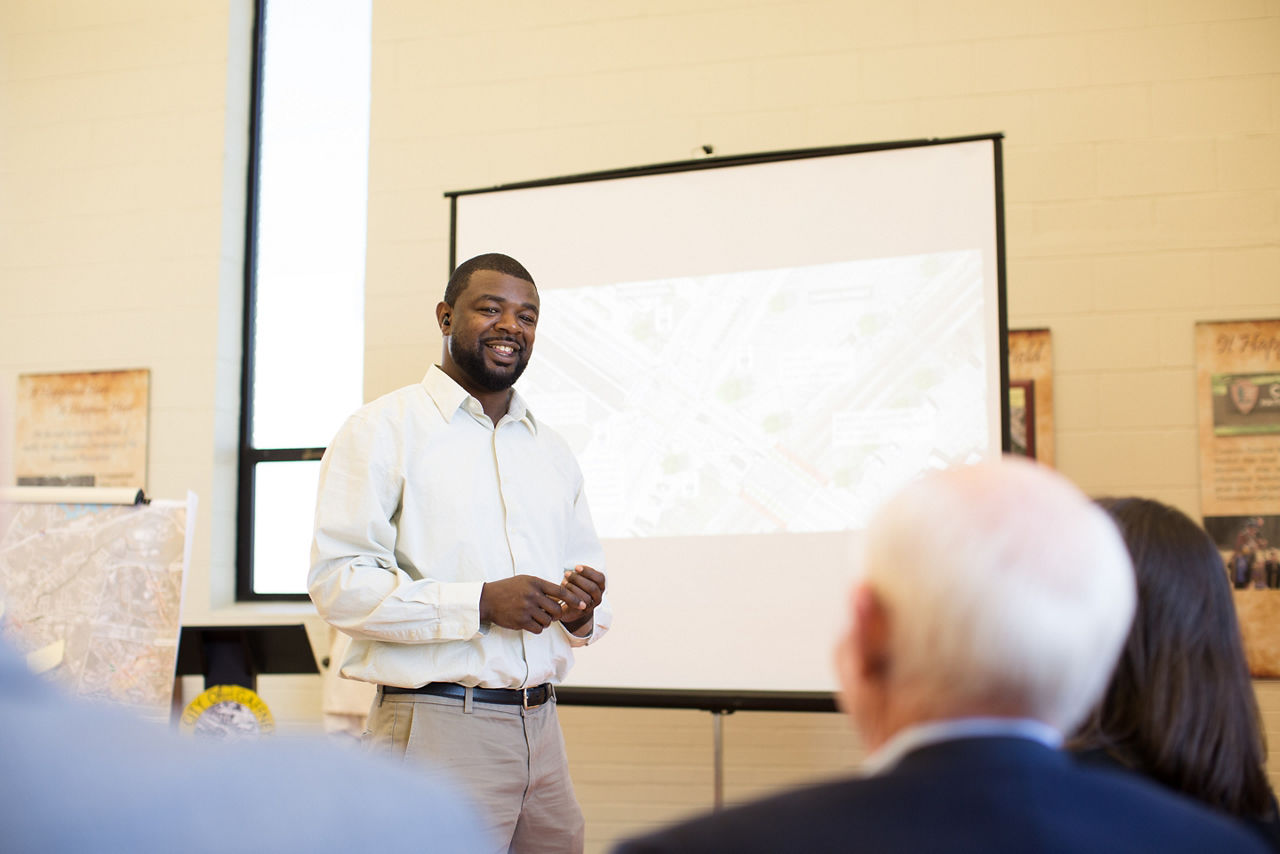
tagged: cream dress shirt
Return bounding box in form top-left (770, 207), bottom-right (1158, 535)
top-left (309, 365), bottom-right (610, 690)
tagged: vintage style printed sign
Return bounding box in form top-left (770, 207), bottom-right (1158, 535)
top-left (13, 369), bottom-right (149, 489)
top-left (1007, 329), bottom-right (1054, 467)
top-left (1195, 320), bottom-right (1280, 676)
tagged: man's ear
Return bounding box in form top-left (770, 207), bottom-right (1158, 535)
top-left (835, 582), bottom-right (890, 719)
top-left (435, 301), bottom-right (452, 332)
top-left (852, 584), bottom-right (890, 679)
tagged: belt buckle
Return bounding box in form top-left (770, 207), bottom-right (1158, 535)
top-left (522, 687), bottom-right (533, 709)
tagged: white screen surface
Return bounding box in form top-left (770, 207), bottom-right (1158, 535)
top-left (452, 138), bottom-right (1005, 697)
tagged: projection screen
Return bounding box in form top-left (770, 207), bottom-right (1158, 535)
top-left (448, 135), bottom-right (1008, 710)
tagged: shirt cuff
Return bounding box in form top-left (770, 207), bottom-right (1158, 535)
top-left (564, 618), bottom-right (595, 647)
top-left (433, 580), bottom-right (485, 640)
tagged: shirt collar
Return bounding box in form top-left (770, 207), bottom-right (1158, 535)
top-left (860, 717), bottom-right (1062, 778)
top-left (421, 365), bottom-right (537, 434)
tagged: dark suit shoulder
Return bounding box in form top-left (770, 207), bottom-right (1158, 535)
top-left (1070, 746), bottom-right (1280, 853)
top-left (614, 737), bottom-right (1269, 854)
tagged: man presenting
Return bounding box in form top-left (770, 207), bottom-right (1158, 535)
top-left (310, 253), bottom-right (609, 854)
top-left (616, 459), bottom-right (1267, 853)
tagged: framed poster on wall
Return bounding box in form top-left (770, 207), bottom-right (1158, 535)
top-left (13, 369), bottom-right (149, 490)
top-left (1195, 320), bottom-right (1280, 676)
top-left (1008, 329), bottom-right (1053, 467)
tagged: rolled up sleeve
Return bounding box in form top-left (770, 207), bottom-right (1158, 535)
top-left (308, 410), bottom-right (482, 644)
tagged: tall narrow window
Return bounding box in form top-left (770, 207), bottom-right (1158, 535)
top-left (239, 0), bottom-right (371, 598)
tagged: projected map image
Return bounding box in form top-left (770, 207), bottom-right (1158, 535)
top-left (517, 251), bottom-right (990, 539)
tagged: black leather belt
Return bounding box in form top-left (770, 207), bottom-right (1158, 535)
top-left (382, 682), bottom-right (554, 709)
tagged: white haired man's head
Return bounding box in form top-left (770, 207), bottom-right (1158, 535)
top-left (836, 458), bottom-right (1135, 746)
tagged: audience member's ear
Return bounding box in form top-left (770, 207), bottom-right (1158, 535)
top-left (834, 596), bottom-right (860, 715)
top-left (852, 584), bottom-right (891, 680)
top-left (835, 584), bottom-right (890, 717)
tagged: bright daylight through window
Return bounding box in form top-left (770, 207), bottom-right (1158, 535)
top-left (241, 0), bottom-right (371, 597)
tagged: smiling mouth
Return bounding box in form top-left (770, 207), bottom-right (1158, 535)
top-left (485, 340), bottom-right (520, 360)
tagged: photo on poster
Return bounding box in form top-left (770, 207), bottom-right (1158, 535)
top-left (1211, 372), bottom-right (1280, 436)
top-left (1204, 513), bottom-right (1280, 590)
top-left (1008, 379), bottom-right (1035, 459)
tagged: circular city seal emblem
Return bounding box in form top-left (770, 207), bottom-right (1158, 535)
top-left (180, 684), bottom-right (275, 740)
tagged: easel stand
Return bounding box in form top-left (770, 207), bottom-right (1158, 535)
top-left (711, 709), bottom-right (731, 810)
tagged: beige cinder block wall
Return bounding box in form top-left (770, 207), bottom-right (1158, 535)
top-left (0, 0), bottom-right (253, 621)
top-left (1, 1), bottom-right (1278, 852)
top-left (366, 2), bottom-right (1279, 849)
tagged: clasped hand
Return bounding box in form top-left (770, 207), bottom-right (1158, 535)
top-left (479, 566), bottom-right (605, 635)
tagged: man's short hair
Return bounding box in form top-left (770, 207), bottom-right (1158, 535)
top-left (862, 458), bottom-right (1135, 732)
top-left (444, 253), bottom-right (535, 306)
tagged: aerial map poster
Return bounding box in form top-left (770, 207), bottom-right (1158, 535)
top-left (0, 494), bottom-right (195, 722)
top-left (1195, 319), bottom-right (1280, 676)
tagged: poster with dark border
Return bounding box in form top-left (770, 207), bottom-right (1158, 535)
top-left (1008, 329), bottom-right (1053, 467)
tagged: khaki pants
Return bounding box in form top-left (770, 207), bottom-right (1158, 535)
top-left (367, 688), bottom-right (584, 854)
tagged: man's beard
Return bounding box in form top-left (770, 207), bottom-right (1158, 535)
top-left (451, 337), bottom-right (529, 392)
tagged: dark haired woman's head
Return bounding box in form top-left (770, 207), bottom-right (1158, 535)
top-left (1073, 497), bottom-right (1271, 818)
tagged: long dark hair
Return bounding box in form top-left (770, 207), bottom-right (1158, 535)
top-left (1072, 497), bottom-right (1273, 818)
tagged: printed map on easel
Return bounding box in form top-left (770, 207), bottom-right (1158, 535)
top-left (0, 496), bottom-right (194, 722)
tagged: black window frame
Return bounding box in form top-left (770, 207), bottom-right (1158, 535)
top-left (236, 0), bottom-right (327, 602)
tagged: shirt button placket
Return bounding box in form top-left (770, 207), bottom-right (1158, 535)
top-left (493, 426), bottom-right (518, 574)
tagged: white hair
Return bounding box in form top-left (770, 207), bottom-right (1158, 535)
top-left (863, 458), bottom-right (1135, 732)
